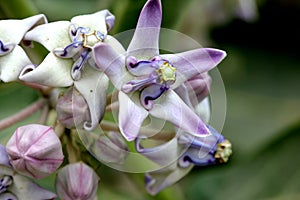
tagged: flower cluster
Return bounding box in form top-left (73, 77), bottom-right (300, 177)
top-left (0, 0), bottom-right (232, 198)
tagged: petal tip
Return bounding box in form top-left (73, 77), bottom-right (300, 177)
top-left (207, 48), bottom-right (227, 64)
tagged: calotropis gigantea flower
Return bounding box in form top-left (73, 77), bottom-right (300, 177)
top-left (6, 124), bottom-right (64, 179)
top-left (136, 126), bottom-right (232, 195)
top-left (93, 0), bottom-right (226, 141)
top-left (0, 14), bottom-right (47, 82)
top-left (19, 10), bottom-right (124, 130)
top-left (55, 162), bottom-right (99, 200)
top-left (0, 145), bottom-right (57, 200)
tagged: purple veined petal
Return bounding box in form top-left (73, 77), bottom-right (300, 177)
top-left (0, 14), bottom-right (47, 44)
top-left (74, 67), bottom-right (109, 131)
top-left (127, 0), bottom-right (162, 59)
top-left (150, 90), bottom-right (211, 137)
top-left (53, 41), bottom-right (82, 58)
top-left (71, 10), bottom-right (115, 35)
top-left (93, 43), bottom-right (128, 90)
top-left (145, 163), bottom-right (193, 195)
top-left (0, 45), bottom-right (32, 82)
top-left (19, 52), bottom-right (73, 87)
top-left (126, 56), bottom-right (158, 76)
top-left (24, 21), bottom-right (71, 51)
top-left (118, 91), bottom-right (149, 141)
top-left (71, 49), bottom-right (91, 80)
top-left (178, 148), bottom-right (216, 168)
top-left (0, 41), bottom-right (15, 56)
top-left (121, 74), bottom-right (158, 93)
top-left (135, 136), bottom-right (178, 166)
top-left (140, 83), bottom-right (168, 110)
top-left (160, 48), bottom-right (226, 89)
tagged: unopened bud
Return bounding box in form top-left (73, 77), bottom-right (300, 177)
top-left (56, 87), bottom-right (91, 129)
top-left (6, 124), bottom-right (64, 179)
top-left (55, 162), bottom-right (99, 200)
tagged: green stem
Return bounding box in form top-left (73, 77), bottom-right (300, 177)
top-left (0, 0), bottom-right (39, 18)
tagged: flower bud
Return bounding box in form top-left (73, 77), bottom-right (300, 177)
top-left (56, 87), bottom-right (91, 129)
top-left (6, 124), bottom-right (64, 179)
top-left (55, 162), bottom-right (99, 200)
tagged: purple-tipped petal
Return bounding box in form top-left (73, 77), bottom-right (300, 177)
top-left (150, 90), bottom-right (210, 137)
top-left (127, 0), bottom-right (162, 59)
top-left (93, 43), bottom-right (127, 90)
top-left (118, 91), bottom-right (148, 141)
top-left (160, 48), bottom-right (226, 88)
top-left (74, 68), bottom-right (109, 131)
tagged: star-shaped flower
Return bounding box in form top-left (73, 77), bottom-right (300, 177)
top-left (19, 10), bottom-right (125, 130)
top-left (93, 0), bottom-right (226, 141)
top-left (0, 14), bottom-right (47, 82)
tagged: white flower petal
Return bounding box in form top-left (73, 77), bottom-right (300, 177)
top-left (24, 21), bottom-right (71, 51)
top-left (19, 53), bottom-right (73, 87)
top-left (74, 67), bottom-right (109, 131)
top-left (0, 14), bottom-right (47, 44)
top-left (71, 10), bottom-right (115, 35)
top-left (0, 45), bottom-right (31, 82)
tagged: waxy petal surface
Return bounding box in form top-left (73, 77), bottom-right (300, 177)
top-left (127, 0), bottom-right (162, 59)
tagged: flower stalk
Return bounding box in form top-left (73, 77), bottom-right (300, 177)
top-left (0, 98), bottom-right (47, 131)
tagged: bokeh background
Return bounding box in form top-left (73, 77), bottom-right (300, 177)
top-left (1, 0), bottom-right (300, 199)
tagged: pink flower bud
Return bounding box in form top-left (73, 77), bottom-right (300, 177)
top-left (56, 87), bottom-right (91, 129)
top-left (55, 162), bottom-right (99, 200)
top-left (6, 124), bottom-right (64, 179)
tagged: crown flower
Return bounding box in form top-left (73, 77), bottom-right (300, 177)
top-left (93, 0), bottom-right (226, 141)
top-left (0, 0), bottom-right (233, 197)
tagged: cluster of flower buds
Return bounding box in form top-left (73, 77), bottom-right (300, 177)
top-left (0, 0), bottom-right (232, 197)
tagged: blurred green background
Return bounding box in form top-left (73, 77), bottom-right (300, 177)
top-left (1, 0), bottom-right (300, 199)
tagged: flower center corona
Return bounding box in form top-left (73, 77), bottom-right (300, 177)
top-left (156, 61), bottom-right (176, 83)
top-left (82, 30), bottom-right (105, 49)
top-left (214, 140), bottom-right (232, 163)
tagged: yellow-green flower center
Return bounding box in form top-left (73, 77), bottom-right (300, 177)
top-left (214, 140), bottom-right (232, 163)
top-left (156, 61), bottom-right (176, 83)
